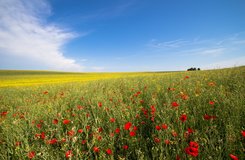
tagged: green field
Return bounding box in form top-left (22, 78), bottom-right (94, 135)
top-left (0, 67), bottom-right (244, 159)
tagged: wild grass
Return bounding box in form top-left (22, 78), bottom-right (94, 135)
top-left (0, 67), bottom-right (244, 159)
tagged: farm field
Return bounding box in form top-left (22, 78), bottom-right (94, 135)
top-left (0, 67), bottom-right (244, 159)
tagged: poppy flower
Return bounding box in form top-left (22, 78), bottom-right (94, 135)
top-left (154, 137), bottom-right (160, 143)
top-left (180, 114), bottom-right (187, 122)
top-left (123, 145), bottom-right (129, 150)
top-left (124, 122), bottom-right (132, 130)
top-left (185, 146), bottom-right (198, 157)
top-left (176, 155), bottom-right (181, 160)
top-left (115, 128), bottom-right (120, 134)
top-left (67, 130), bottom-right (75, 136)
top-left (162, 124), bottom-right (168, 130)
top-left (65, 150), bottom-right (73, 159)
top-left (187, 128), bottom-right (194, 134)
top-left (47, 138), bottom-right (57, 145)
top-left (155, 125), bottom-right (161, 131)
top-left (98, 127), bottom-right (103, 132)
top-left (63, 119), bottom-right (70, 125)
top-left (106, 149), bottom-right (112, 155)
top-left (164, 139), bottom-right (170, 144)
top-left (86, 125), bottom-right (90, 130)
top-left (133, 126), bottom-right (138, 131)
top-left (81, 140), bottom-right (86, 144)
top-left (189, 141), bottom-right (199, 149)
top-left (15, 141), bottom-right (21, 146)
top-left (1, 111), bottom-right (8, 117)
top-left (209, 101), bottom-right (215, 105)
top-left (93, 146), bottom-right (99, 153)
top-left (43, 91), bottom-right (48, 94)
top-left (27, 151), bottom-right (35, 159)
top-left (98, 102), bottom-right (102, 107)
top-left (78, 129), bottom-right (83, 133)
top-left (35, 132), bottom-right (45, 140)
top-left (77, 105), bottom-right (83, 110)
top-left (129, 131), bottom-right (136, 137)
top-left (242, 130), bottom-right (245, 138)
top-left (36, 123), bottom-right (42, 129)
top-left (53, 119), bottom-right (58, 124)
top-left (172, 131), bottom-right (178, 137)
top-left (110, 118), bottom-right (115, 123)
top-left (172, 102), bottom-right (179, 107)
top-left (229, 154), bottom-right (239, 160)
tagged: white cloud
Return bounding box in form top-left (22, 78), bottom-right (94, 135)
top-left (0, 0), bottom-right (85, 71)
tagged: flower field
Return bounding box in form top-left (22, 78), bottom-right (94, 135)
top-left (0, 67), bottom-right (244, 159)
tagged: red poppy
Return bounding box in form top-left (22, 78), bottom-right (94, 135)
top-left (155, 125), bottom-right (161, 131)
top-left (203, 114), bottom-right (217, 120)
top-left (164, 139), bottom-right (170, 144)
top-left (172, 131), bottom-right (178, 137)
top-left (65, 150), bottom-right (73, 159)
top-left (47, 138), bottom-right (57, 145)
top-left (106, 149), bottom-right (112, 155)
top-left (180, 114), bottom-right (187, 122)
top-left (93, 146), bottom-right (99, 153)
top-left (208, 82), bottom-right (216, 86)
top-left (133, 126), bottom-right (138, 131)
top-left (36, 123), bottom-right (42, 129)
top-left (27, 151), bottom-right (35, 159)
top-left (187, 128), bottom-right (194, 134)
top-left (172, 102), bottom-right (179, 107)
top-left (86, 125), bottom-right (90, 130)
top-left (209, 101), bottom-right (215, 105)
top-left (67, 130), bottom-right (75, 136)
top-left (98, 127), bottom-right (103, 132)
top-left (43, 91), bottom-right (48, 94)
top-left (78, 129), bottom-right (83, 133)
top-left (1, 111), bottom-right (8, 117)
top-left (229, 154), bottom-right (239, 160)
top-left (15, 141), bottom-right (21, 146)
top-left (40, 132), bottom-right (45, 140)
top-left (241, 130), bottom-right (245, 138)
top-left (77, 105), bottom-right (83, 110)
top-left (129, 131), bottom-right (136, 137)
top-left (189, 141), bottom-right (199, 149)
top-left (185, 76), bottom-right (189, 79)
top-left (185, 147), bottom-right (198, 157)
top-left (176, 155), bottom-right (181, 160)
top-left (162, 124), bottom-right (168, 130)
top-left (123, 145), bottom-right (129, 150)
top-left (154, 137), bottom-right (160, 143)
top-left (110, 118), bottom-right (115, 123)
top-left (63, 119), bottom-right (70, 125)
top-left (98, 102), bottom-right (102, 107)
top-left (115, 128), bottom-right (120, 134)
top-left (124, 122), bottom-right (132, 130)
top-left (81, 140), bottom-right (86, 144)
top-left (53, 119), bottom-right (58, 124)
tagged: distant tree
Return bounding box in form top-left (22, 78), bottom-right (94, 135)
top-left (187, 67), bottom-right (201, 71)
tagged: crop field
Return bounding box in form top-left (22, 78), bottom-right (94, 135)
top-left (0, 67), bottom-right (244, 159)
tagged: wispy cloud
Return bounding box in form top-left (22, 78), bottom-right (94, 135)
top-left (0, 0), bottom-right (86, 71)
top-left (148, 39), bottom-right (189, 48)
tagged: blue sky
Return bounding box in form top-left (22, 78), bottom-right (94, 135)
top-left (0, 0), bottom-right (245, 72)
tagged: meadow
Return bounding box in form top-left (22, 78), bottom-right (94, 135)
top-left (0, 67), bottom-right (244, 159)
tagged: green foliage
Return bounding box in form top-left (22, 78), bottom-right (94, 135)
top-left (0, 67), bottom-right (244, 159)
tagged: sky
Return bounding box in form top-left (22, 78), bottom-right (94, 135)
top-left (0, 0), bottom-right (245, 72)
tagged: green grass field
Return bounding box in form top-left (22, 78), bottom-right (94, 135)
top-left (0, 67), bottom-right (244, 159)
